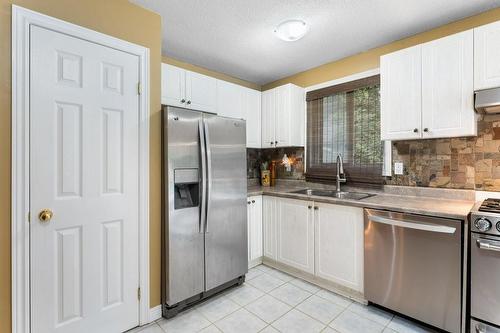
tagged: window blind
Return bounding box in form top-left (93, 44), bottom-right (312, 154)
top-left (306, 75), bottom-right (383, 184)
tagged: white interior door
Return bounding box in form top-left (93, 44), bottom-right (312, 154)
top-left (30, 25), bottom-right (140, 333)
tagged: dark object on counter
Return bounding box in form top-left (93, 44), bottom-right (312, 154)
top-left (270, 161), bottom-right (276, 186)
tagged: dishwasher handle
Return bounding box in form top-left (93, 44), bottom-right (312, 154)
top-left (477, 238), bottom-right (500, 252)
top-left (368, 214), bottom-right (456, 234)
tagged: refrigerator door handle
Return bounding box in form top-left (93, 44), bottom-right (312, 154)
top-left (199, 119), bottom-right (207, 234)
top-left (204, 119), bottom-right (212, 233)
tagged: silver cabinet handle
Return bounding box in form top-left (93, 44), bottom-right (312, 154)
top-left (477, 239), bottom-right (500, 252)
top-left (199, 120), bottom-right (207, 233)
top-left (368, 215), bottom-right (456, 234)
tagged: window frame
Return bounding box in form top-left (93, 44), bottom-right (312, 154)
top-left (303, 69), bottom-right (392, 184)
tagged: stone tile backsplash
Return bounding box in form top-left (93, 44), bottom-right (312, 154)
top-left (247, 147), bottom-right (305, 180)
top-left (248, 116), bottom-right (500, 191)
top-left (386, 115), bottom-right (500, 191)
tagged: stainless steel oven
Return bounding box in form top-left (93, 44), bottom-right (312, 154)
top-left (470, 199), bottom-right (500, 333)
top-left (364, 209), bottom-right (463, 333)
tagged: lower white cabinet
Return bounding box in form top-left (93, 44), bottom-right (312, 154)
top-left (247, 195), bottom-right (263, 268)
top-left (263, 196), bottom-right (278, 260)
top-left (262, 196), bottom-right (364, 293)
top-left (314, 203), bottom-right (364, 293)
top-left (277, 198), bottom-right (315, 274)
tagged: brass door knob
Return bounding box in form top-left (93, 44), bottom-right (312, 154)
top-left (38, 209), bottom-right (53, 222)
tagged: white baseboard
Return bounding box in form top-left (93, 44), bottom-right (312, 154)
top-left (149, 305), bottom-right (162, 322)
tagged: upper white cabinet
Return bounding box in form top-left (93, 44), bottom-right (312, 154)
top-left (276, 198), bottom-right (314, 274)
top-left (314, 203), bottom-right (364, 293)
top-left (162, 63), bottom-right (262, 148)
top-left (421, 30), bottom-right (475, 138)
top-left (161, 63), bottom-right (216, 112)
top-left (475, 20), bottom-right (500, 90)
top-left (261, 83), bottom-right (305, 148)
top-left (381, 30), bottom-right (475, 140)
top-left (162, 64), bottom-right (185, 107)
top-left (247, 195), bottom-right (263, 268)
top-left (243, 88), bottom-right (262, 148)
top-left (216, 80), bottom-right (244, 119)
top-left (380, 45), bottom-right (422, 140)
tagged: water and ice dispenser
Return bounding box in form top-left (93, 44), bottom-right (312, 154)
top-left (173, 168), bottom-right (199, 209)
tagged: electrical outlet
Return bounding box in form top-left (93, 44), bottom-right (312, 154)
top-left (394, 162), bottom-right (404, 175)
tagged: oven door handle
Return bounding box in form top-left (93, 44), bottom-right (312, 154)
top-left (477, 238), bottom-right (500, 252)
top-left (368, 215), bottom-right (456, 234)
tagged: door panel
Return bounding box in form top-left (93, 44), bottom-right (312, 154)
top-left (162, 63), bottom-right (186, 107)
top-left (263, 196), bottom-right (278, 260)
top-left (248, 196), bottom-right (263, 265)
top-left (422, 30), bottom-right (475, 138)
top-left (243, 88), bottom-right (261, 148)
top-left (186, 71), bottom-right (216, 112)
top-left (380, 45), bottom-right (422, 140)
top-left (276, 198), bottom-right (314, 274)
top-left (216, 80), bottom-right (244, 119)
top-left (274, 85), bottom-right (290, 147)
top-left (474, 20), bottom-right (500, 90)
top-left (315, 204), bottom-right (364, 292)
top-left (30, 25), bottom-right (140, 333)
top-left (261, 89), bottom-right (275, 148)
top-left (204, 115), bottom-right (248, 290)
top-left (165, 108), bottom-right (205, 304)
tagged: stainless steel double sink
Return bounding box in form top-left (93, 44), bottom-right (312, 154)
top-left (290, 188), bottom-right (375, 200)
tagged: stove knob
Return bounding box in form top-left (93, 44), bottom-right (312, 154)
top-left (497, 221), bottom-right (500, 233)
top-left (475, 218), bottom-right (492, 232)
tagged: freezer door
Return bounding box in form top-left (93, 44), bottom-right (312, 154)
top-left (164, 107), bottom-right (205, 305)
top-left (203, 114), bottom-right (248, 291)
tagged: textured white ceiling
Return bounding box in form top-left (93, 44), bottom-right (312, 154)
top-left (131, 0), bottom-right (500, 85)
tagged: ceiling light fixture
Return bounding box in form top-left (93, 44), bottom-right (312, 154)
top-left (274, 19), bottom-right (308, 42)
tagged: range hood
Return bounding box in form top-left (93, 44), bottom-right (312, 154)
top-left (475, 87), bottom-right (500, 114)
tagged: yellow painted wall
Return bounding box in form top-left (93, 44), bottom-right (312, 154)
top-left (263, 7), bottom-right (500, 90)
top-left (0, 0), bottom-right (162, 331)
top-left (163, 56), bottom-right (261, 91)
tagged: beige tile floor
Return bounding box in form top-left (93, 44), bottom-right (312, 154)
top-left (131, 265), bottom-right (437, 333)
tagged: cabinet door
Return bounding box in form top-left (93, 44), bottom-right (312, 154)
top-left (263, 196), bottom-right (278, 260)
top-left (162, 63), bottom-right (186, 107)
top-left (248, 196), bottom-right (263, 267)
top-left (277, 198), bottom-right (314, 274)
top-left (314, 203), bottom-right (364, 292)
top-left (289, 84), bottom-right (305, 147)
top-left (422, 30), bottom-right (475, 138)
top-left (185, 71), bottom-right (216, 112)
top-left (274, 85), bottom-right (291, 147)
top-left (261, 89), bottom-right (275, 148)
top-left (243, 88), bottom-right (262, 148)
top-left (380, 45), bottom-right (422, 140)
top-left (475, 21), bottom-right (500, 90)
top-left (216, 80), bottom-right (244, 119)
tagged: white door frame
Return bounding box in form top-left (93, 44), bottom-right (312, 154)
top-left (11, 6), bottom-right (151, 333)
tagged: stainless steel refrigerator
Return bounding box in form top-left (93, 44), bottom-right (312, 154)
top-left (162, 106), bottom-right (248, 317)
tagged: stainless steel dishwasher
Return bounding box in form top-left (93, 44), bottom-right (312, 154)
top-left (364, 209), bottom-right (463, 333)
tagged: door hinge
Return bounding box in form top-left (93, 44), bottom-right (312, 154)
top-left (137, 287), bottom-right (141, 301)
top-left (137, 82), bottom-right (142, 95)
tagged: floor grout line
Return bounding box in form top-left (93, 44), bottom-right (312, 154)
top-left (159, 264), bottom-right (416, 333)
